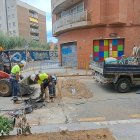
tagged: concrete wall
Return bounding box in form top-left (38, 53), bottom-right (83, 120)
top-left (0, 0), bottom-right (8, 33)
top-left (6, 0), bottom-right (19, 36)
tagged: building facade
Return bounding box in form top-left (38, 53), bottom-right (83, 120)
top-left (0, 0), bottom-right (46, 43)
top-left (51, 0), bottom-right (140, 67)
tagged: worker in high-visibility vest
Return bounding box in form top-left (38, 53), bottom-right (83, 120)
top-left (30, 72), bottom-right (57, 101)
top-left (10, 60), bottom-right (26, 103)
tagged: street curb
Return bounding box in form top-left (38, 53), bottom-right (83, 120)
top-left (10, 119), bottom-right (140, 135)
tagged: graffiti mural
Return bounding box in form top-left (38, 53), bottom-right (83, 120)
top-left (30, 51), bottom-right (50, 61)
top-left (1, 50), bottom-right (57, 62)
top-left (49, 51), bottom-right (58, 60)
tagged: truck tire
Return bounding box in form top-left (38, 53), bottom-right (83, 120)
top-left (0, 79), bottom-right (12, 97)
top-left (115, 78), bottom-right (131, 93)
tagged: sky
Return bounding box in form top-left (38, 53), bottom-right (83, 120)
top-left (21, 0), bottom-right (58, 43)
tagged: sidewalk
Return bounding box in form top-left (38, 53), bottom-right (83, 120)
top-left (10, 119), bottom-right (140, 140)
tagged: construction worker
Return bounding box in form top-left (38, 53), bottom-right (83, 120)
top-left (30, 73), bottom-right (56, 101)
top-left (10, 60), bottom-right (26, 103)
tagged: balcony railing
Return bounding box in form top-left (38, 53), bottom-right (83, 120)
top-left (31, 35), bottom-right (39, 41)
top-left (53, 10), bottom-right (91, 34)
top-left (30, 28), bottom-right (39, 34)
top-left (30, 22), bottom-right (39, 28)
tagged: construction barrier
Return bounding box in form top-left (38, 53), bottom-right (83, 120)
top-left (23, 60), bottom-right (61, 72)
top-left (22, 60), bottom-right (91, 76)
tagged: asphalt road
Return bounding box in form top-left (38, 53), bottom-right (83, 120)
top-left (1, 68), bottom-right (140, 139)
top-left (69, 77), bottom-right (140, 122)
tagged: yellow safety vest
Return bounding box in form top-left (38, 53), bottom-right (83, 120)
top-left (37, 73), bottom-right (48, 85)
top-left (11, 65), bottom-right (20, 74)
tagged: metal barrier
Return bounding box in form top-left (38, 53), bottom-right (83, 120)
top-left (23, 60), bottom-right (61, 72)
top-left (22, 60), bottom-right (91, 76)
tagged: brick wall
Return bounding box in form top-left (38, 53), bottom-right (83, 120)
top-left (17, 6), bottom-right (46, 43)
top-left (17, 5), bottom-right (30, 39)
top-left (52, 0), bottom-right (140, 67)
top-left (58, 26), bottom-right (140, 65)
top-left (38, 14), bottom-right (47, 43)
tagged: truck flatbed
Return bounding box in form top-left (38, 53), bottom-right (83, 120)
top-left (90, 61), bottom-right (140, 75)
top-left (90, 61), bottom-right (140, 93)
top-left (104, 63), bottom-right (140, 75)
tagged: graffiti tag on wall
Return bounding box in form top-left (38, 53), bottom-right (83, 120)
top-left (1, 50), bottom-right (59, 62)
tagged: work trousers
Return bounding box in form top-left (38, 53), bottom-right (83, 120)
top-left (41, 80), bottom-right (56, 97)
top-left (10, 77), bottom-right (20, 100)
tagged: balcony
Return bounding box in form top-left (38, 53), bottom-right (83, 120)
top-left (29, 13), bottom-right (38, 19)
top-left (30, 28), bottom-right (39, 34)
top-left (31, 35), bottom-right (39, 41)
top-left (52, 0), bottom-right (82, 14)
top-left (30, 22), bottom-right (39, 28)
top-left (29, 17), bottom-right (38, 23)
top-left (53, 10), bottom-right (92, 35)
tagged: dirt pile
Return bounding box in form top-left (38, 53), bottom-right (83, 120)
top-left (2, 129), bottom-right (115, 140)
top-left (57, 78), bottom-right (93, 99)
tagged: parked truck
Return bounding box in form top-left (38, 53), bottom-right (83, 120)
top-left (90, 60), bottom-right (140, 93)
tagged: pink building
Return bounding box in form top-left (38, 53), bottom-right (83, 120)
top-left (51, 0), bottom-right (140, 67)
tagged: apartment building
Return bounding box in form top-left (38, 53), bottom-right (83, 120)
top-left (0, 0), bottom-right (46, 43)
top-left (52, 0), bottom-right (140, 67)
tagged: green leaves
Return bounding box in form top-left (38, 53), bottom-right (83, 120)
top-left (0, 32), bottom-right (26, 50)
top-left (0, 32), bottom-right (51, 50)
top-left (0, 116), bottom-right (14, 136)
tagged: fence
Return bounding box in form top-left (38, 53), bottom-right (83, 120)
top-left (23, 60), bottom-right (61, 72)
top-left (22, 60), bottom-right (91, 76)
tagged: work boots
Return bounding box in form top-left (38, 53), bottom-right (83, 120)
top-left (13, 99), bottom-right (21, 104)
top-left (12, 97), bottom-right (21, 104)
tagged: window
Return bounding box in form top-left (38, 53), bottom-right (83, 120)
top-left (13, 22), bottom-right (15, 26)
top-left (60, 1), bottom-right (84, 18)
top-left (13, 30), bottom-right (16, 34)
top-left (0, 16), bottom-right (1, 20)
top-left (34, 14), bottom-right (38, 19)
top-left (9, 31), bottom-right (11, 35)
top-left (8, 15), bottom-right (10, 18)
top-left (0, 24), bottom-right (1, 28)
top-left (70, 7), bottom-right (77, 14)
top-left (61, 10), bottom-right (69, 17)
top-left (12, 14), bottom-right (15, 18)
top-left (9, 23), bottom-right (11, 28)
top-left (77, 2), bottom-right (84, 12)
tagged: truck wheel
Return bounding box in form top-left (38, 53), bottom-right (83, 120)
top-left (0, 79), bottom-right (12, 97)
top-left (115, 78), bottom-right (131, 93)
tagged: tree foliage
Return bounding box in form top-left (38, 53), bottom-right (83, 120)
top-left (0, 32), bottom-right (51, 50)
top-left (0, 116), bottom-right (14, 136)
top-left (28, 40), bottom-right (50, 50)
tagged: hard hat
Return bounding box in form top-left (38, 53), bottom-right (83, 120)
top-left (30, 74), bottom-right (36, 81)
top-left (20, 60), bottom-right (26, 67)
